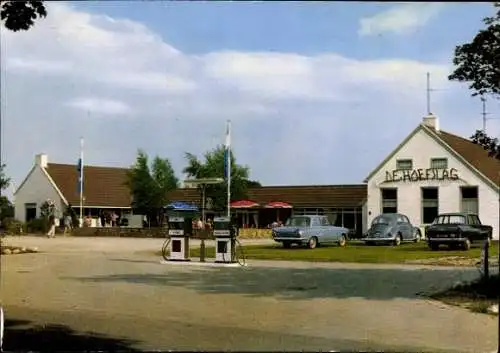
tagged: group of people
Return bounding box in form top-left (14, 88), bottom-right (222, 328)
top-left (46, 214), bottom-right (74, 238)
top-left (192, 218), bottom-right (214, 230)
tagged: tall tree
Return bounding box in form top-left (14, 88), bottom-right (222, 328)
top-left (470, 130), bottom-right (500, 160)
top-left (1, 0), bottom-right (47, 32)
top-left (183, 145), bottom-right (258, 212)
top-left (0, 164), bottom-right (12, 225)
top-left (448, 2), bottom-right (500, 97)
top-left (127, 150), bottom-right (179, 226)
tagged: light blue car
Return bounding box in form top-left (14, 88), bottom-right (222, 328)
top-left (271, 215), bottom-right (349, 249)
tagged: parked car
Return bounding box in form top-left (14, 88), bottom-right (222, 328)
top-left (271, 215), bottom-right (349, 249)
top-left (362, 213), bottom-right (421, 246)
top-left (425, 213), bottom-right (493, 250)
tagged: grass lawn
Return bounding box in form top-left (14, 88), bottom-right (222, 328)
top-left (429, 274), bottom-right (499, 314)
top-left (158, 240), bottom-right (499, 265)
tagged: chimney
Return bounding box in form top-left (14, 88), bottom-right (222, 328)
top-left (35, 153), bottom-right (48, 168)
top-left (422, 113), bottom-right (439, 132)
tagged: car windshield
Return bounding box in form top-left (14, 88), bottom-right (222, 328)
top-left (285, 217), bottom-right (310, 227)
top-left (372, 216), bottom-right (392, 225)
top-left (433, 215), bottom-right (466, 224)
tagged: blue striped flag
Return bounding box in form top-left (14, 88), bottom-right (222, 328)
top-left (224, 122), bottom-right (231, 179)
top-left (77, 158), bottom-right (83, 194)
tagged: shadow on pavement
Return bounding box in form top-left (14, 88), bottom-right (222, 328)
top-left (3, 318), bottom-right (141, 352)
top-left (66, 265), bottom-right (480, 300)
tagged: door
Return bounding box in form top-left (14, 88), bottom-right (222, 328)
top-left (320, 216), bottom-right (333, 242)
top-left (397, 215), bottom-right (411, 240)
top-left (402, 215), bottom-right (414, 239)
top-left (467, 214), bottom-right (483, 239)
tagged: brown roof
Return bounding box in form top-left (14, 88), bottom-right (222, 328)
top-left (434, 129), bottom-right (500, 187)
top-left (167, 184), bottom-right (367, 209)
top-left (45, 163), bottom-right (132, 207)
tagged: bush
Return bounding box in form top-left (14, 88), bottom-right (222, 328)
top-left (27, 217), bottom-right (48, 233)
top-left (2, 217), bottom-right (25, 235)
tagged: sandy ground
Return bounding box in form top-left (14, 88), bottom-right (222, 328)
top-left (0, 236), bottom-right (498, 352)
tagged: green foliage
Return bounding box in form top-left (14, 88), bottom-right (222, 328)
top-left (183, 145), bottom-right (256, 211)
top-left (1, 0), bottom-right (47, 32)
top-left (0, 196), bottom-right (14, 223)
top-left (449, 3), bottom-right (500, 97)
top-left (39, 200), bottom-right (56, 219)
top-left (2, 217), bottom-right (24, 235)
top-left (471, 130), bottom-right (500, 160)
top-left (0, 164), bottom-right (10, 192)
top-left (127, 149), bottom-right (179, 226)
top-left (26, 217), bottom-right (47, 233)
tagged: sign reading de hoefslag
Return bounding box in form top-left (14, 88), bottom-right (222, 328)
top-left (385, 168), bottom-right (459, 183)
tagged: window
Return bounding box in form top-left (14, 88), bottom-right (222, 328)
top-left (421, 187), bottom-right (439, 224)
top-left (320, 217), bottom-right (330, 226)
top-left (396, 159), bottom-right (413, 170)
top-left (433, 215), bottom-right (465, 224)
top-left (342, 212), bottom-right (355, 230)
top-left (430, 158), bottom-right (448, 169)
top-left (460, 186), bottom-right (478, 215)
top-left (286, 217), bottom-right (310, 227)
top-left (381, 188), bottom-right (398, 213)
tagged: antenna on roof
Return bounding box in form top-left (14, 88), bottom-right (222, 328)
top-left (426, 72), bottom-right (433, 115)
top-left (481, 96), bottom-right (490, 133)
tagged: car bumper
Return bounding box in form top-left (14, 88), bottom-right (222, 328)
top-left (427, 237), bottom-right (468, 243)
top-left (273, 237), bottom-right (307, 242)
top-left (362, 237), bottom-right (395, 242)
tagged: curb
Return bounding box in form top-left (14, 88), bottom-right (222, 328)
top-left (159, 260), bottom-right (246, 268)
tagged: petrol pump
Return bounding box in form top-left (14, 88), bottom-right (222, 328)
top-left (167, 216), bottom-right (192, 261)
top-left (213, 216), bottom-right (237, 263)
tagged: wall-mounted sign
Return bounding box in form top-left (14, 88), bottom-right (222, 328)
top-left (385, 168), bottom-right (459, 183)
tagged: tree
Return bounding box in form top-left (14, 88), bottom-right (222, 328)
top-left (448, 3), bottom-right (500, 97)
top-left (470, 130), bottom-right (500, 160)
top-left (127, 150), bottom-right (179, 226)
top-left (1, 0), bottom-right (47, 32)
top-left (0, 164), bottom-right (11, 225)
top-left (0, 164), bottom-right (10, 192)
top-left (183, 145), bottom-right (257, 212)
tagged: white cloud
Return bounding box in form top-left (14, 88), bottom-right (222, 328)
top-left (1, 2), bottom-right (497, 199)
top-left (66, 97), bottom-right (132, 115)
top-left (358, 3), bottom-right (446, 37)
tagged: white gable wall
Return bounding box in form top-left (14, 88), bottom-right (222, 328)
top-left (366, 127), bottom-right (499, 240)
top-left (14, 166), bottom-right (65, 223)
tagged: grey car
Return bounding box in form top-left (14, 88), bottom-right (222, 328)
top-left (363, 213), bottom-right (422, 246)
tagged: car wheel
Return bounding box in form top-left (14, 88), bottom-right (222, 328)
top-left (413, 229), bottom-right (421, 243)
top-left (393, 234), bottom-right (402, 246)
top-left (283, 241), bottom-right (291, 249)
top-left (308, 236), bottom-right (318, 249)
top-left (462, 238), bottom-right (471, 251)
top-left (338, 235), bottom-right (347, 247)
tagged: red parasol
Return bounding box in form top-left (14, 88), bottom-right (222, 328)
top-left (231, 200), bottom-right (260, 209)
top-left (264, 201), bottom-right (293, 209)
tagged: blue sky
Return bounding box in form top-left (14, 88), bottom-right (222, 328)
top-left (1, 1), bottom-right (499, 197)
top-left (75, 2), bottom-right (491, 59)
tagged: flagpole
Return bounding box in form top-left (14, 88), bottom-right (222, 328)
top-left (226, 120), bottom-right (231, 218)
top-left (79, 137), bottom-right (84, 227)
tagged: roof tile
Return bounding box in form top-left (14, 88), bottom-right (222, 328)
top-left (436, 130), bottom-right (500, 187)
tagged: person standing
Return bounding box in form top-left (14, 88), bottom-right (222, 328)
top-left (47, 215), bottom-right (56, 238)
top-left (64, 214), bottom-right (73, 234)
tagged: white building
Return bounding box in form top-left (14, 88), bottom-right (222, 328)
top-left (364, 114), bottom-right (500, 240)
top-left (14, 153), bottom-right (132, 224)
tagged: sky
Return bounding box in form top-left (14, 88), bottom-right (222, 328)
top-left (1, 1), bottom-right (499, 199)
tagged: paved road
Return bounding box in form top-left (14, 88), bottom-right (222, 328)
top-left (1, 237), bottom-right (498, 352)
